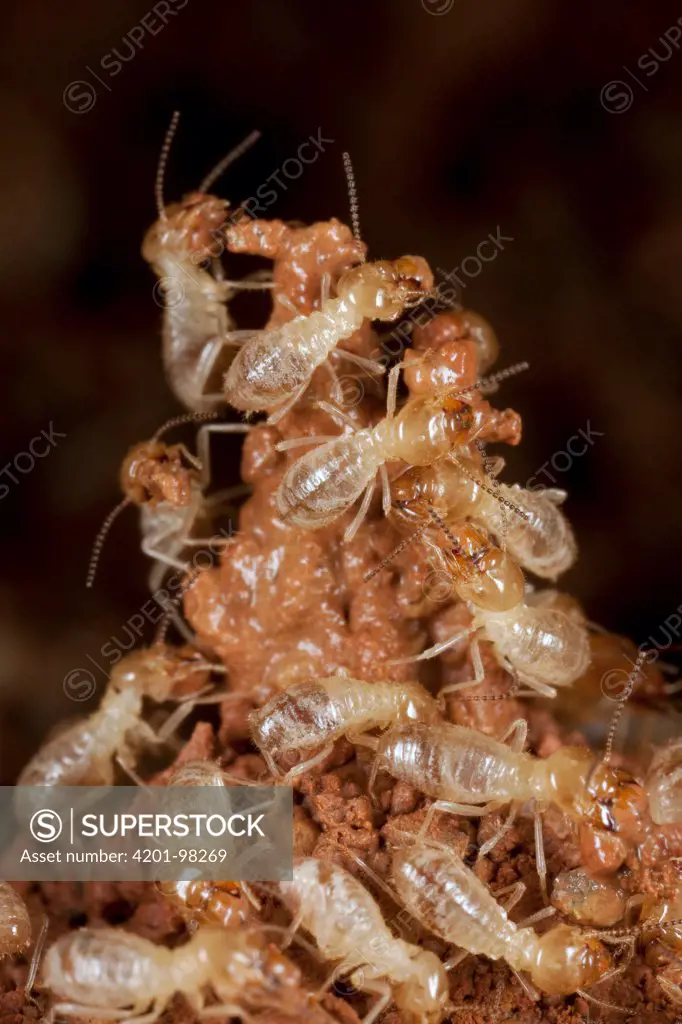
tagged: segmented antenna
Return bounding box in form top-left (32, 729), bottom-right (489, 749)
top-left (450, 455), bottom-right (531, 522)
top-left (603, 649), bottom-right (649, 764)
top-left (198, 129), bottom-right (262, 194)
top-left (342, 151), bottom-right (363, 251)
top-left (85, 498), bottom-right (132, 588)
top-left (363, 516), bottom-right (431, 582)
top-left (151, 411), bottom-right (218, 442)
top-left (155, 111), bottom-right (181, 221)
top-left (154, 563), bottom-right (211, 645)
top-left (452, 361), bottom-right (530, 400)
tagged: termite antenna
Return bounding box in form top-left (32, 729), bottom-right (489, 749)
top-left (423, 501), bottom-right (465, 553)
top-left (603, 648), bottom-right (649, 764)
top-left (155, 110), bottom-right (181, 221)
top-left (85, 498), bottom-right (132, 588)
top-left (154, 564), bottom-right (206, 645)
top-left (363, 512), bottom-right (431, 581)
top-left (198, 129), bottom-right (262, 195)
top-left (152, 411), bottom-right (218, 442)
top-left (342, 151), bottom-right (363, 253)
top-left (450, 455), bottom-right (531, 523)
top-left (452, 361), bottom-right (530, 399)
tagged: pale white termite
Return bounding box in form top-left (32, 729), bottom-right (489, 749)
top-left (370, 718), bottom-right (646, 896)
top-left (275, 390), bottom-right (477, 543)
top-left (392, 843), bottom-right (630, 1003)
top-left (43, 926), bottom-right (312, 1023)
top-left (250, 675), bottom-right (440, 781)
top-left (0, 883), bottom-right (31, 958)
top-left (142, 112), bottom-right (274, 413)
top-left (223, 255), bottom-right (433, 422)
top-left (389, 588), bottom-right (591, 699)
top-left (279, 857), bottom-right (451, 1024)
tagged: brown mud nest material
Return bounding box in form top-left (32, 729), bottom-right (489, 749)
top-left (3, 216), bottom-right (681, 1024)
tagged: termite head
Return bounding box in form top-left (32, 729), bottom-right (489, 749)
top-left (395, 949), bottom-right (451, 1024)
top-left (532, 924), bottom-right (612, 995)
top-left (235, 931), bottom-right (302, 1001)
top-left (641, 895), bottom-right (682, 954)
top-left (120, 440), bottom-right (197, 507)
top-left (142, 192), bottom-right (228, 265)
top-left (582, 762), bottom-right (648, 841)
top-left (108, 645), bottom-right (210, 703)
top-left (337, 256), bottom-right (434, 321)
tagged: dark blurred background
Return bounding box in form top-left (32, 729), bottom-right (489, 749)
top-left (1, 0), bottom-right (681, 781)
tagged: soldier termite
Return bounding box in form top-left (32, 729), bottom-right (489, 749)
top-left (392, 841), bottom-right (633, 1008)
top-left (43, 925), bottom-right (314, 1024)
top-left (142, 112), bottom-right (275, 413)
top-left (249, 674), bottom-right (440, 782)
top-left (278, 856), bottom-right (451, 1024)
top-left (85, 412), bottom-right (249, 590)
top-left (389, 455), bottom-right (577, 581)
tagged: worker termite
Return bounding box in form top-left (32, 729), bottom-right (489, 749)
top-left (390, 455), bottom-right (577, 581)
top-left (157, 879), bottom-right (250, 930)
top-left (223, 255), bottom-right (432, 421)
top-left (278, 856), bottom-right (451, 1024)
top-left (392, 842), bottom-right (631, 1005)
top-left (551, 869), bottom-right (628, 928)
top-left (143, 112), bottom-right (275, 413)
top-left (0, 883), bottom-right (31, 958)
top-left (86, 412), bottom-right (248, 590)
top-left (43, 925), bottom-right (314, 1024)
top-left (388, 582), bottom-right (591, 699)
top-left (250, 675), bottom-right (440, 781)
top-left (640, 890), bottom-right (682, 1005)
top-left (275, 358), bottom-right (527, 543)
top-left (17, 645), bottom-right (227, 794)
top-left (368, 715), bottom-right (647, 897)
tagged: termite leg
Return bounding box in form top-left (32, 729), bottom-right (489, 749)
top-left (497, 718), bottom-right (528, 753)
top-left (281, 742), bottom-right (335, 783)
top-left (25, 914), bottom-right (48, 1001)
top-left (196, 423), bottom-right (251, 491)
top-left (494, 881), bottom-right (526, 915)
top-left (510, 970), bottom-right (539, 1002)
top-left (386, 360), bottom-right (421, 419)
top-left (379, 464), bottom-right (391, 516)
top-left (437, 633), bottom-right (485, 696)
top-left (275, 435), bottom-right (339, 452)
top-left (517, 906), bottom-right (556, 928)
top-left (320, 272), bottom-right (331, 305)
top-left (387, 626), bottom-right (476, 666)
top-left (280, 907), bottom-right (305, 950)
top-left (344, 849), bottom-right (403, 908)
top-left (51, 1006), bottom-right (141, 1022)
top-left (356, 980), bottom-right (391, 1024)
top-left (534, 803), bottom-right (548, 904)
top-left (316, 400), bottom-right (358, 432)
top-left (476, 800), bottom-right (520, 862)
top-left (276, 293), bottom-right (299, 316)
top-left (343, 478), bottom-right (376, 543)
top-left (189, 333), bottom-right (255, 407)
top-left (267, 382), bottom-right (309, 425)
top-left (332, 348), bottom-right (386, 378)
top-left (419, 799), bottom-right (502, 841)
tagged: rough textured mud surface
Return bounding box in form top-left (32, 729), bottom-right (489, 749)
top-left (2, 218), bottom-right (680, 1024)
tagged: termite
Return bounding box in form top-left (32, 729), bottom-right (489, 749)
top-left (279, 856), bottom-right (451, 1024)
top-left (86, 412), bottom-right (248, 590)
top-left (223, 255), bottom-right (432, 421)
top-left (0, 883), bottom-right (31, 958)
top-left (368, 713), bottom-right (647, 897)
top-left (392, 842), bottom-right (632, 1006)
top-left (17, 645), bottom-right (227, 793)
top-left (390, 455), bottom-right (577, 581)
top-left (551, 869), bottom-right (628, 928)
top-left (43, 925), bottom-right (313, 1023)
top-left (250, 675), bottom-right (440, 781)
top-left (640, 889), bottom-right (682, 1005)
top-left (142, 112), bottom-right (274, 413)
top-left (274, 358), bottom-right (527, 543)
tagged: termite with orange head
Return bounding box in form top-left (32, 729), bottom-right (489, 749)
top-left (222, 154), bottom-right (432, 422)
top-left (142, 112), bottom-right (275, 413)
top-left (392, 841), bottom-right (633, 1011)
top-left (86, 412), bottom-right (249, 592)
top-left (0, 883), bottom-right (31, 959)
top-left (274, 348), bottom-right (528, 544)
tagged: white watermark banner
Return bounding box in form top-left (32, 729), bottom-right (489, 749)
top-left (1, 786), bottom-right (292, 881)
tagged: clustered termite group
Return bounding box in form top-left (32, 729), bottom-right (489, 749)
top-left (3, 117), bottom-right (681, 1024)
